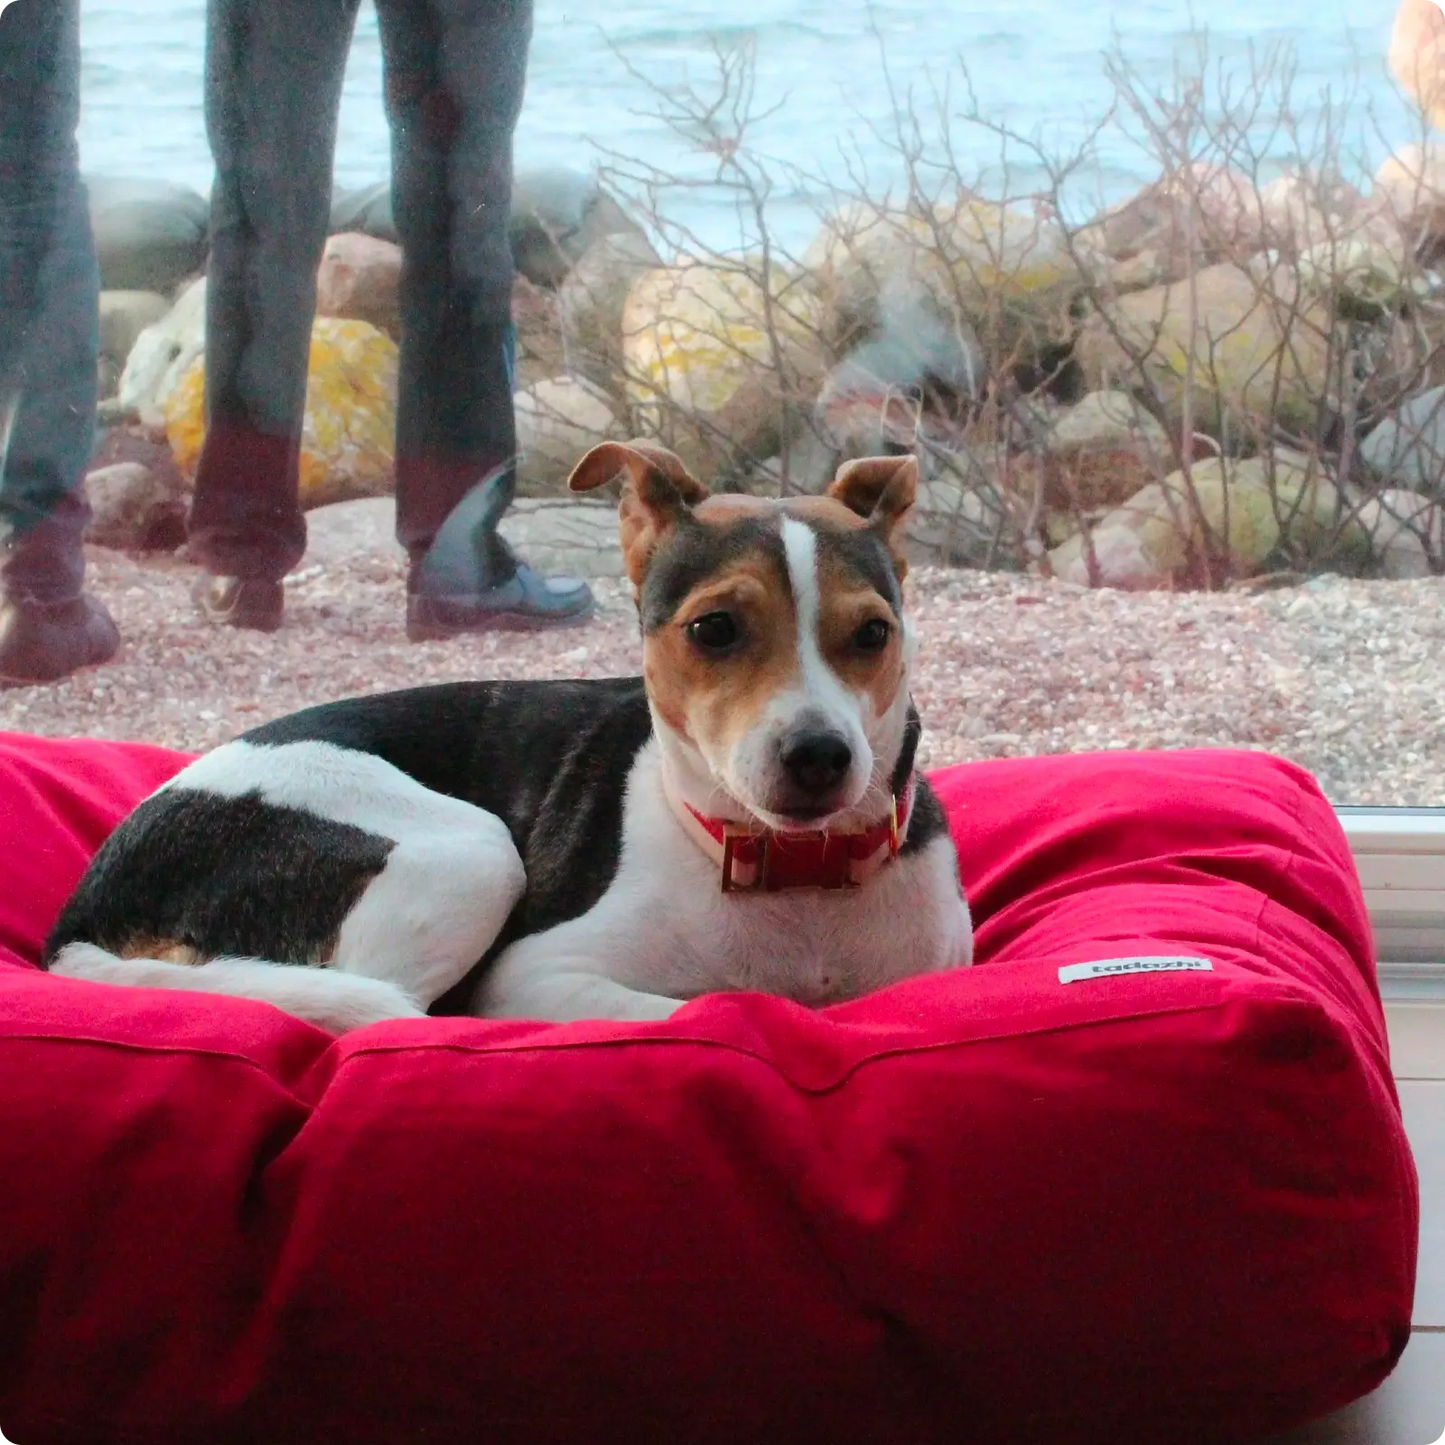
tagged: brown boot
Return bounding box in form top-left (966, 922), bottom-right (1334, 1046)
top-left (0, 594), bottom-right (120, 687)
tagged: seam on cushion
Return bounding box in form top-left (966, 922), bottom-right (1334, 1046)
top-left (0, 980), bottom-right (1349, 1103)
top-left (0, 1032), bottom-right (316, 1108)
top-left (328, 985), bottom-right (1333, 1099)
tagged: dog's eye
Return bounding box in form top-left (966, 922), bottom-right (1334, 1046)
top-left (852, 619), bottom-right (892, 653)
top-left (686, 611), bottom-right (740, 653)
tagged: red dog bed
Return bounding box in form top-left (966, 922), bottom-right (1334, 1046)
top-left (0, 732), bottom-right (1416, 1444)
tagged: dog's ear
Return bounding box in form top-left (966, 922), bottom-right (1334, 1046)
top-left (826, 454), bottom-right (918, 580)
top-left (568, 440), bottom-right (709, 588)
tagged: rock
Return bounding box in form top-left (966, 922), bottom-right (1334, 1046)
top-left (1045, 390), bottom-right (1172, 510)
top-left (1255, 170), bottom-right (1390, 257)
top-left (623, 258), bottom-right (824, 477)
top-left (1360, 386), bottom-right (1445, 497)
top-left (116, 276), bottom-right (208, 427)
top-left (1294, 235), bottom-right (1410, 321)
top-left (85, 176), bottom-right (209, 293)
top-left (804, 195), bottom-right (1077, 364)
top-left (329, 181), bottom-right (396, 243)
top-left (1389, 0), bottom-right (1445, 135)
top-left (98, 291), bottom-right (171, 381)
top-left (83, 461), bottom-right (187, 551)
top-left (1074, 163), bottom-right (1264, 293)
top-left (509, 168), bottom-right (648, 290)
top-left (315, 232), bottom-right (402, 339)
top-left (815, 280), bottom-right (982, 461)
top-left (512, 274), bottom-right (567, 388)
top-left (1374, 144), bottom-right (1445, 242)
top-left (1045, 451), bottom-right (1370, 588)
top-left (165, 316), bottom-right (400, 510)
top-left (557, 230), bottom-right (663, 395)
top-left (497, 498), bottom-right (624, 579)
top-left (905, 468), bottom-right (1026, 569)
top-left (1073, 262), bottom-right (1333, 440)
top-left (1357, 488), bottom-right (1444, 578)
top-left (88, 421), bottom-right (186, 495)
top-left (515, 376), bottom-right (626, 496)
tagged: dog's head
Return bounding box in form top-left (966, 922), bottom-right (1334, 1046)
top-left (569, 439), bottom-right (919, 832)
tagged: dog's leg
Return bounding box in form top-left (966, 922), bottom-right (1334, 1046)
top-left (476, 950), bottom-right (684, 1023)
top-left (331, 820), bottom-right (526, 1006)
top-left (50, 944), bottom-right (424, 1034)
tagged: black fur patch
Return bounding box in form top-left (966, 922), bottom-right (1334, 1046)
top-left (46, 789), bottom-right (392, 967)
top-left (810, 522), bottom-right (904, 617)
top-left (638, 514), bottom-right (788, 633)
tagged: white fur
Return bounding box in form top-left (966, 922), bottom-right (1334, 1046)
top-left (66, 740), bottom-right (527, 1034)
top-left (475, 738), bottom-right (973, 1023)
top-left (50, 942), bottom-right (423, 1034)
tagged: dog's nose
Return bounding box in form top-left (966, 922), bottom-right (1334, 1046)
top-left (780, 729), bottom-right (853, 798)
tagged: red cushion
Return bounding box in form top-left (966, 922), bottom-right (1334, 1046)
top-left (0, 731), bottom-right (1417, 1444)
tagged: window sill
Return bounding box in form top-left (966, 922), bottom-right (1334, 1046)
top-left (1337, 808), bottom-right (1445, 980)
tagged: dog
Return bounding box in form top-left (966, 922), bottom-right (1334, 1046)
top-left (42, 442), bottom-right (973, 1032)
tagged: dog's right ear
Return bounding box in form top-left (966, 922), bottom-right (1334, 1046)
top-left (567, 440), bottom-right (709, 588)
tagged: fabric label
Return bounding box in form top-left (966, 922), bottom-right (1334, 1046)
top-left (1058, 956), bottom-right (1214, 984)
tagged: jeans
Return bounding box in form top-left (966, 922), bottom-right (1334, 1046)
top-left (187, 0), bottom-right (532, 583)
top-left (0, 0), bottom-right (99, 604)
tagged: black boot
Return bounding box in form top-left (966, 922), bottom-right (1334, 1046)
top-left (406, 466), bottom-right (595, 640)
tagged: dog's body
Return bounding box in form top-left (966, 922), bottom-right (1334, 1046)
top-left (44, 445), bottom-right (973, 1031)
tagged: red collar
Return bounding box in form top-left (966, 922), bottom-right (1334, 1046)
top-left (679, 775), bottom-right (915, 893)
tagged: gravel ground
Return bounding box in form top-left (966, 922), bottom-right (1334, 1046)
top-left (2, 545), bottom-right (1442, 806)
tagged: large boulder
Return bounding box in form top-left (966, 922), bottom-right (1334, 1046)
top-left (512, 274), bottom-right (567, 388)
top-left (622, 258), bottom-right (824, 478)
top-left (1073, 262), bottom-right (1334, 440)
top-left (85, 176), bottom-right (209, 293)
top-left (514, 376), bottom-right (626, 496)
top-left (509, 168), bottom-right (649, 290)
top-left (164, 316), bottom-right (399, 510)
top-left (1073, 162), bottom-right (1265, 294)
top-left (804, 195), bottom-right (1077, 365)
top-left (557, 230), bottom-right (664, 396)
top-left (96, 290), bottom-right (170, 403)
top-left (1044, 389), bottom-right (1173, 511)
top-left (82, 461), bottom-right (188, 552)
top-left (1357, 488), bottom-right (1444, 578)
top-left (814, 277), bottom-right (982, 461)
top-left (115, 276), bottom-right (208, 428)
top-left (1389, 0), bottom-right (1445, 136)
top-left (328, 181), bottom-right (396, 243)
top-left (1374, 143), bottom-right (1445, 243)
top-left (1044, 450), bottom-right (1370, 588)
top-left (1359, 385), bottom-right (1445, 497)
top-left (315, 232), bottom-right (402, 339)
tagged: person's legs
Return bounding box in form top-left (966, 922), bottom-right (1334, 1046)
top-left (0, 0), bottom-right (119, 684)
top-left (376, 0), bottom-right (593, 636)
top-left (186, 0), bottom-right (360, 629)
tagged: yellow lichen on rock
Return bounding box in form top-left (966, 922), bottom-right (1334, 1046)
top-left (622, 258), bottom-right (822, 476)
top-left (164, 316), bottom-right (400, 509)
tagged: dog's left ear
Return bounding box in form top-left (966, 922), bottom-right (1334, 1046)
top-left (568, 440), bottom-right (709, 588)
top-left (826, 454), bottom-right (918, 580)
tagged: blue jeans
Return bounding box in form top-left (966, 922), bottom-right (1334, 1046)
top-left (0, 0), bottom-right (98, 604)
top-left (187, 0), bottom-right (532, 582)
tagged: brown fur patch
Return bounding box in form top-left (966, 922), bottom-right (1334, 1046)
top-left (120, 937), bottom-right (202, 966)
top-left (642, 549), bottom-right (802, 758)
top-left (814, 546), bottom-right (908, 722)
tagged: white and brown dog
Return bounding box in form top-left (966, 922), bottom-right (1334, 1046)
top-left (43, 443), bottom-right (973, 1032)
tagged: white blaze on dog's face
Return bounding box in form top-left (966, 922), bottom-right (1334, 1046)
top-left (569, 441), bottom-right (918, 830)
